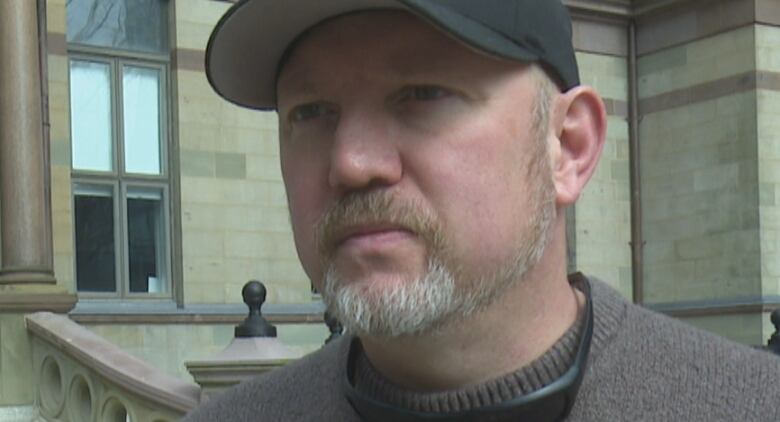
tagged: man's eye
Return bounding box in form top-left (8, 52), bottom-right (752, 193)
top-left (289, 103), bottom-right (334, 123)
top-left (406, 86), bottom-right (451, 101)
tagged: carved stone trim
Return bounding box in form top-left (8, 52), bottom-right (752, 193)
top-left (173, 48), bottom-right (204, 72)
top-left (26, 312), bottom-right (200, 415)
top-left (0, 292), bottom-right (76, 313)
top-left (652, 302), bottom-right (780, 318)
top-left (565, 0), bottom-right (633, 20)
top-left (69, 300), bottom-right (327, 324)
top-left (69, 312), bottom-right (323, 325)
top-left (640, 70), bottom-right (780, 115)
top-left (632, 0), bottom-right (698, 17)
top-left (572, 18), bottom-right (628, 57)
top-left (635, 0), bottom-right (755, 56)
top-left (647, 293), bottom-right (780, 318)
top-left (756, 0), bottom-right (780, 26)
top-left (0, 269), bottom-right (56, 285)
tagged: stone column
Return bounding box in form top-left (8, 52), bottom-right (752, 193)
top-left (0, 0), bottom-right (55, 284)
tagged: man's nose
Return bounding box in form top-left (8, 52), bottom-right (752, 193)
top-left (327, 109), bottom-right (402, 193)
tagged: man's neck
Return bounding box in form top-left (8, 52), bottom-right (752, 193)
top-left (358, 239), bottom-right (583, 392)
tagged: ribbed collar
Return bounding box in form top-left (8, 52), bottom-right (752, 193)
top-left (349, 275), bottom-right (588, 414)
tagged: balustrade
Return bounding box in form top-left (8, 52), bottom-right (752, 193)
top-left (26, 312), bottom-right (200, 422)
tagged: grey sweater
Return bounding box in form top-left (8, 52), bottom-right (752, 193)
top-left (184, 278), bottom-right (780, 421)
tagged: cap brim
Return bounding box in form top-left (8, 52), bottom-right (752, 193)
top-left (206, 0), bottom-right (539, 110)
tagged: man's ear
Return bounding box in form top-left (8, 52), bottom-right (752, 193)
top-left (549, 86), bottom-right (607, 207)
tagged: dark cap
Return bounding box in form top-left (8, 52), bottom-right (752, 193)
top-left (206, 0), bottom-right (579, 111)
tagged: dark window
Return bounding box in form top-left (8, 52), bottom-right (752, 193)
top-left (127, 189), bottom-right (164, 293)
top-left (74, 185), bottom-right (116, 292)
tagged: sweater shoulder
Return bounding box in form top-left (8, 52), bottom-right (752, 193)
top-left (575, 277), bottom-right (780, 421)
top-left (621, 290), bottom-right (780, 379)
top-left (182, 337), bottom-right (359, 422)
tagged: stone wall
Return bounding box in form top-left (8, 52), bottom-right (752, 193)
top-left (640, 26), bottom-right (761, 304)
top-left (47, 0), bottom-right (75, 297)
top-left (0, 315), bottom-right (33, 407)
top-left (635, 0), bottom-right (780, 343)
top-left (682, 313), bottom-right (765, 345)
top-left (574, 50), bottom-right (632, 298)
top-left (174, 1), bottom-right (310, 305)
top-left (757, 24), bottom-right (780, 299)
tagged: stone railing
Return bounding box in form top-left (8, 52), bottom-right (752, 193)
top-left (26, 312), bottom-right (200, 422)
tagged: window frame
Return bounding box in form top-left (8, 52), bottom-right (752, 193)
top-left (69, 42), bottom-right (174, 300)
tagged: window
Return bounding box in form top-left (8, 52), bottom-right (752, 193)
top-left (67, 0), bottom-right (172, 297)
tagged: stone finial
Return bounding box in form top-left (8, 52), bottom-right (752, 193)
top-left (324, 311), bottom-right (343, 344)
top-left (768, 308), bottom-right (780, 355)
top-left (234, 281), bottom-right (277, 338)
top-left (187, 281), bottom-right (302, 402)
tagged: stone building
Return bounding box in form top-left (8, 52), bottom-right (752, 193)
top-left (1, 0), bottom-right (779, 419)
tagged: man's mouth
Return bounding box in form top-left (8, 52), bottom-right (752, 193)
top-left (332, 224), bottom-right (416, 250)
top-left (315, 192), bottom-right (438, 259)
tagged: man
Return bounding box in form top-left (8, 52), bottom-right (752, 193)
top-left (186, 1), bottom-right (780, 421)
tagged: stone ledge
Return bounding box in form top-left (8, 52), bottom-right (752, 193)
top-left (70, 312), bottom-right (323, 325)
top-left (69, 301), bottom-right (326, 325)
top-left (0, 269), bottom-right (56, 285)
top-left (0, 293), bottom-right (76, 313)
top-left (565, 0), bottom-right (633, 20)
top-left (639, 70), bottom-right (780, 115)
top-left (648, 298), bottom-right (780, 317)
top-left (632, 0), bottom-right (696, 17)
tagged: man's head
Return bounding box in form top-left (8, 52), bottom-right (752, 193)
top-left (206, 1), bottom-right (606, 339)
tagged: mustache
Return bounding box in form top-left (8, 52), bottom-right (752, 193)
top-left (315, 191), bottom-right (443, 257)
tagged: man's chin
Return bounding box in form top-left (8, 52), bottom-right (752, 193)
top-left (320, 261), bottom-right (462, 337)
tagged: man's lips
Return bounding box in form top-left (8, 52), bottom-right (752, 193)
top-left (333, 224), bottom-right (416, 249)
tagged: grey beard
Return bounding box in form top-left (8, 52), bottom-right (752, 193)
top-left (322, 257), bottom-right (462, 337)
top-left (321, 199), bottom-right (554, 338)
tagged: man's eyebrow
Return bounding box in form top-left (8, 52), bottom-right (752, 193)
top-left (385, 54), bottom-right (481, 84)
top-left (277, 71), bottom-right (320, 103)
top-left (385, 55), bottom-right (448, 80)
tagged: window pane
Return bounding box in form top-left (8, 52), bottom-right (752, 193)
top-left (66, 0), bottom-right (169, 54)
top-left (70, 60), bottom-right (113, 172)
top-left (75, 185), bottom-right (116, 292)
top-left (127, 188), bottom-right (165, 293)
top-left (123, 66), bottom-right (162, 175)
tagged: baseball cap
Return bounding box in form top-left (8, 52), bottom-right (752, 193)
top-left (206, 0), bottom-right (580, 111)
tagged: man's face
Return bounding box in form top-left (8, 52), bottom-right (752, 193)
top-left (277, 11), bottom-right (556, 336)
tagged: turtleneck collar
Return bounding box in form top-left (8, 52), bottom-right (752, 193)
top-left (342, 274), bottom-right (592, 422)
